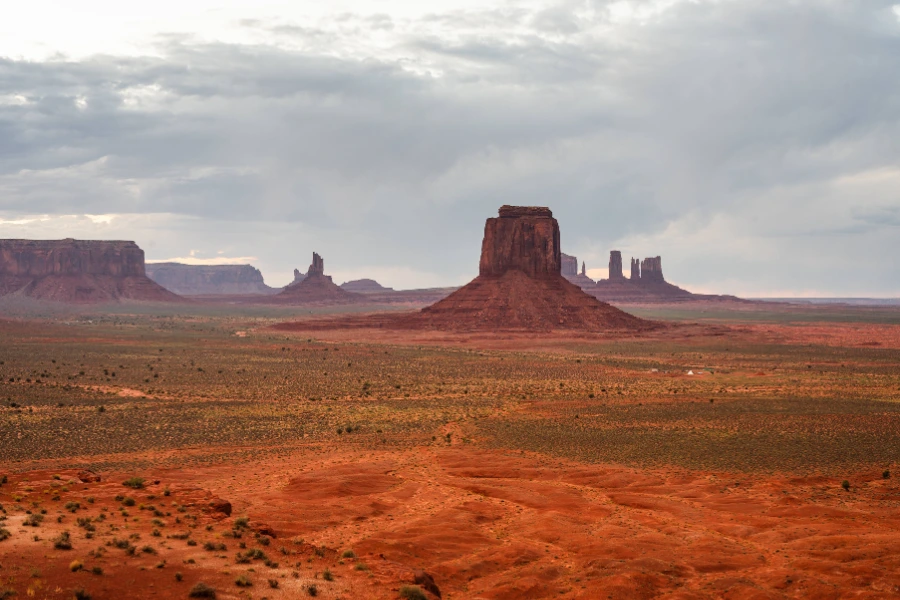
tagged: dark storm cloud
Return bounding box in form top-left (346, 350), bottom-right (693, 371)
top-left (1, 0), bottom-right (899, 292)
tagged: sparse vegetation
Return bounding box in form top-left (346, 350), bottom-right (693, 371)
top-left (399, 585), bottom-right (427, 600)
top-left (188, 582), bottom-right (216, 598)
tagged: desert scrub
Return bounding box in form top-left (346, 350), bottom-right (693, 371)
top-left (23, 513), bottom-right (44, 527)
top-left (235, 575), bottom-right (252, 587)
top-left (341, 549), bottom-right (355, 559)
top-left (399, 585), bottom-right (427, 600)
top-left (322, 569), bottom-right (334, 581)
top-left (53, 531), bottom-right (72, 550)
top-left (188, 582), bottom-right (216, 598)
top-left (123, 477), bottom-right (145, 489)
top-left (0, 528), bottom-right (9, 541)
top-left (306, 584), bottom-right (318, 596)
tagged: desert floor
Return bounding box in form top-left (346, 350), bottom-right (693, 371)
top-left (1, 301), bottom-right (899, 599)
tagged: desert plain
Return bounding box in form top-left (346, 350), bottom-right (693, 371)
top-left (1, 301), bottom-right (900, 599)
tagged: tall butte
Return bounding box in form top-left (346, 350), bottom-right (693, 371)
top-left (409, 206), bottom-right (652, 331)
top-left (272, 252), bottom-right (362, 304)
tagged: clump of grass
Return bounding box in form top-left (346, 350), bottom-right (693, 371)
top-left (122, 477), bottom-right (145, 490)
top-left (188, 582), bottom-right (216, 598)
top-left (399, 585), bottom-right (427, 600)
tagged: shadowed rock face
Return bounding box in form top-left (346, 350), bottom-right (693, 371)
top-left (641, 256), bottom-right (664, 283)
top-left (146, 263), bottom-right (275, 295)
top-left (479, 205), bottom-right (561, 279)
top-left (0, 239), bottom-right (180, 303)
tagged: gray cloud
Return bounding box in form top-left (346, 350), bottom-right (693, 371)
top-left (0, 1), bottom-right (899, 293)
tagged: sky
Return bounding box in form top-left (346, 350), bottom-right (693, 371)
top-left (1, 0), bottom-right (899, 295)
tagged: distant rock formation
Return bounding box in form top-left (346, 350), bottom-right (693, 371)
top-left (271, 252), bottom-right (364, 304)
top-left (401, 206), bottom-right (652, 331)
top-left (609, 250), bottom-right (625, 280)
top-left (292, 268), bottom-right (306, 284)
top-left (640, 256), bottom-right (664, 283)
top-left (146, 263), bottom-right (276, 295)
top-left (0, 239), bottom-right (181, 303)
top-left (340, 279), bottom-right (393, 293)
top-left (561, 253), bottom-right (578, 277)
top-left (591, 250), bottom-right (743, 303)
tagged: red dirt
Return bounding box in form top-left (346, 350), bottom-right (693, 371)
top-left (5, 446), bottom-right (900, 599)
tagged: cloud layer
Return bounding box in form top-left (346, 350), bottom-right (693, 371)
top-left (1, 0), bottom-right (899, 293)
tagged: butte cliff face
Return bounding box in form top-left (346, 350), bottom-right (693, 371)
top-left (272, 252), bottom-right (364, 304)
top-left (609, 250), bottom-right (625, 280)
top-left (408, 206), bottom-right (651, 331)
top-left (146, 263), bottom-right (276, 295)
top-left (560, 253), bottom-right (578, 277)
top-left (590, 251), bottom-right (703, 302)
top-left (0, 239), bottom-right (181, 303)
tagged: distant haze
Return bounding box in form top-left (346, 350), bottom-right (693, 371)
top-left (1, 1), bottom-right (899, 295)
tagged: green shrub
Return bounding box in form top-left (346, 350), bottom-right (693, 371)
top-left (123, 477), bottom-right (145, 489)
top-left (399, 585), bottom-right (427, 600)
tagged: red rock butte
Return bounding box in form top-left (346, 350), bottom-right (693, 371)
top-left (0, 239), bottom-right (181, 303)
top-left (403, 206), bottom-right (654, 331)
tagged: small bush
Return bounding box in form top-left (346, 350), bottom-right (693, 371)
top-left (73, 590), bottom-right (91, 600)
top-left (841, 480), bottom-right (851, 491)
top-left (23, 514), bottom-right (44, 527)
top-left (235, 575), bottom-right (252, 587)
top-left (399, 585), bottom-right (427, 600)
top-left (268, 579), bottom-right (279, 589)
top-left (175, 572), bottom-right (183, 582)
top-left (0, 528), bottom-right (10, 542)
top-left (234, 516), bottom-right (249, 529)
top-left (91, 566), bottom-right (103, 575)
top-left (53, 531), bottom-right (72, 550)
top-left (188, 582), bottom-right (216, 598)
top-left (341, 549), bottom-right (355, 559)
top-left (322, 569), bottom-right (334, 582)
top-left (69, 560), bottom-right (83, 572)
top-left (203, 542), bottom-right (226, 552)
top-left (883, 470), bottom-right (891, 479)
top-left (122, 477), bottom-right (145, 490)
top-left (306, 584), bottom-right (318, 597)
top-left (122, 497), bottom-right (135, 507)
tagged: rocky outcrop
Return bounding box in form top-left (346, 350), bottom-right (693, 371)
top-left (271, 253), bottom-right (364, 304)
top-left (403, 206), bottom-right (652, 332)
top-left (609, 251), bottom-right (624, 280)
top-left (640, 256), bottom-right (664, 283)
top-left (0, 239), bottom-right (181, 303)
top-left (631, 258), bottom-right (640, 280)
top-left (146, 263), bottom-right (276, 295)
top-left (292, 269), bottom-right (306, 284)
top-left (561, 253), bottom-right (578, 277)
top-left (340, 279), bottom-right (393, 293)
top-left (479, 206), bottom-right (561, 279)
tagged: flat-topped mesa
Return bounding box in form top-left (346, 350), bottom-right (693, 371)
top-left (0, 239), bottom-right (146, 277)
top-left (0, 238), bottom-right (180, 302)
top-left (640, 256), bottom-right (664, 283)
top-left (145, 263), bottom-right (275, 295)
top-left (479, 205), bottom-right (561, 279)
top-left (308, 253), bottom-right (325, 277)
top-left (609, 251), bottom-right (624, 280)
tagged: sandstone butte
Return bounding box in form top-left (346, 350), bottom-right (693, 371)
top-left (270, 252), bottom-right (365, 304)
top-left (145, 263), bottom-right (277, 295)
top-left (398, 206), bottom-right (655, 332)
top-left (0, 239), bottom-right (181, 303)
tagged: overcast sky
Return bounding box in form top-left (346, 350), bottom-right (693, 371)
top-left (1, 0), bottom-right (898, 295)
